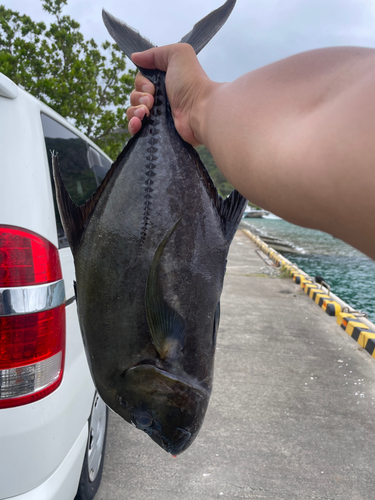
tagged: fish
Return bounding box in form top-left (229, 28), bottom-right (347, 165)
top-left (52, 0), bottom-right (246, 456)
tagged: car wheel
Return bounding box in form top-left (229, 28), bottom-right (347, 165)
top-left (75, 393), bottom-right (108, 500)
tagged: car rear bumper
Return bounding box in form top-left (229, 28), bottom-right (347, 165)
top-left (7, 422), bottom-right (88, 500)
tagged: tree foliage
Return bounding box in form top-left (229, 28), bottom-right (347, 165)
top-left (0, 0), bottom-right (135, 158)
top-left (197, 146), bottom-right (257, 207)
top-left (196, 145), bottom-right (234, 198)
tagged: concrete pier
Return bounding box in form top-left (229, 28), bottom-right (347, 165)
top-left (96, 231), bottom-right (375, 500)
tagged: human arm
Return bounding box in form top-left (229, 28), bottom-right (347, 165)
top-left (128, 44), bottom-right (375, 259)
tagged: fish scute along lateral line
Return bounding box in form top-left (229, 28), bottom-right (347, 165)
top-left (141, 88), bottom-right (164, 244)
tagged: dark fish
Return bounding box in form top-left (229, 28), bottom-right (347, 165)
top-left (52, 0), bottom-right (246, 456)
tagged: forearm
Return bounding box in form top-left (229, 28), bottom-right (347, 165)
top-left (194, 47), bottom-right (375, 258)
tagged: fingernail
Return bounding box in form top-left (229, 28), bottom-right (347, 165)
top-left (141, 84), bottom-right (152, 93)
top-left (139, 96), bottom-right (149, 106)
top-left (128, 117), bottom-right (135, 133)
top-left (134, 108), bottom-right (145, 118)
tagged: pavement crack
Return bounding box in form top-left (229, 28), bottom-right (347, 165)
top-left (227, 482), bottom-right (279, 495)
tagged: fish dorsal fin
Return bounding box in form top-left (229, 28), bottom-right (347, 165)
top-left (188, 146), bottom-right (247, 244)
top-left (102, 9), bottom-right (155, 60)
top-left (145, 218), bottom-right (185, 361)
top-left (179, 0), bottom-right (236, 55)
top-left (219, 189), bottom-right (247, 243)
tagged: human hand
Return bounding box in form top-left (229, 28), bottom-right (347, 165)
top-left (127, 43), bottom-right (214, 147)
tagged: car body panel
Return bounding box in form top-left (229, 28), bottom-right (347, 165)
top-left (0, 73), bottom-right (111, 499)
top-left (0, 303), bottom-right (94, 498)
top-left (9, 423), bottom-right (88, 500)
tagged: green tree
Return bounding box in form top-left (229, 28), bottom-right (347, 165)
top-left (197, 145), bottom-right (260, 207)
top-left (0, 0), bottom-right (135, 158)
top-left (196, 145), bottom-right (234, 198)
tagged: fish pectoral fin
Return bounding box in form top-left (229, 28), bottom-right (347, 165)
top-left (219, 189), bottom-right (247, 244)
top-left (150, 306), bottom-right (185, 360)
top-left (145, 218), bottom-right (185, 360)
top-left (179, 0), bottom-right (236, 55)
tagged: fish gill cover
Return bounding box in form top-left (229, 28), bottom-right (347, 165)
top-left (52, 0), bottom-right (246, 455)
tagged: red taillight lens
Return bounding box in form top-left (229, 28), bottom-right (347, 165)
top-left (0, 226), bottom-right (66, 408)
top-left (0, 306), bottom-right (65, 370)
top-left (0, 226), bottom-right (62, 287)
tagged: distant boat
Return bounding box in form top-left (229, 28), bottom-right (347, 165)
top-left (243, 209), bottom-right (269, 219)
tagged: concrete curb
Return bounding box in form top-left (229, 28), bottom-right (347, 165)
top-left (242, 227), bottom-right (375, 359)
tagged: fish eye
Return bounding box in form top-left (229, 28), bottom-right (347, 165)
top-left (133, 410), bottom-right (153, 429)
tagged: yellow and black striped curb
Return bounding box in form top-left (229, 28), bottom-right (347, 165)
top-left (336, 312), bottom-right (375, 357)
top-left (242, 227), bottom-right (375, 359)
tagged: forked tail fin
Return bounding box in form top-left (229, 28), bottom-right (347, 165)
top-left (102, 0), bottom-right (236, 62)
top-left (180, 0), bottom-right (236, 55)
top-left (102, 10), bottom-right (155, 59)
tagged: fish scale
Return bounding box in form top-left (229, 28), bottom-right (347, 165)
top-left (52, 0), bottom-right (246, 455)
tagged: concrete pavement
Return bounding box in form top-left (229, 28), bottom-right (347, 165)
top-left (96, 231), bottom-right (375, 500)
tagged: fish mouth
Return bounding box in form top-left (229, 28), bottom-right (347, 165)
top-left (117, 363), bottom-right (210, 455)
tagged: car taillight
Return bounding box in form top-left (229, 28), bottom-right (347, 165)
top-left (0, 226), bottom-right (66, 408)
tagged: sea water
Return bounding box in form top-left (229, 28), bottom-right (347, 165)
top-left (242, 217), bottom-right (375, 323)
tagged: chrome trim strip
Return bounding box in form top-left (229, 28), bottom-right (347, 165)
top-left (0, 280), bottom-right (65, 316)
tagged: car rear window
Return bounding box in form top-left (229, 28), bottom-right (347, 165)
top-left (41, 113), bottom-right (112, 248)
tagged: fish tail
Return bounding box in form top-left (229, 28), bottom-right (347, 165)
top-left (102, 9), bottom-right (155, 61)
top-left (103, 0), bottom-right (236, 63)
top-left (180, 0), bottom-right (236, 55)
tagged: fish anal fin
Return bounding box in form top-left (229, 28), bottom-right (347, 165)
top-left (51, 137), bottom-right (138, 251)
top-left (52, 151), bottom-right (111, 251)
top-left (145, 218), bottom-right (185, 360)
top-left (179, 0), bottom-right (236, 55)
top-left (51, 152), bottom-right (86, 250)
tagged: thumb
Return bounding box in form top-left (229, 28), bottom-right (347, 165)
top-left (131, 45), bottom-right (175, 72)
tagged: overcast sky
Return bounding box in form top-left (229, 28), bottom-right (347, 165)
top-left (4, 0), bottom-right (375, 82)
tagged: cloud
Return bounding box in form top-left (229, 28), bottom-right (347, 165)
top-left (4, 0), bottom-right (375, 82)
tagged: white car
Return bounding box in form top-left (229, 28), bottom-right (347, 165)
top-left (0, 72), bottom-right (111, 500)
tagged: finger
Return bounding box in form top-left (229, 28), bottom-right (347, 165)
top-left (132, 44), bottom-right (196, 73)
top-left (130, 90), bottom-right (154, 109)
top-left (134, 72), bottom-right (155, 94)
top-left (128, 116), bottom-right (142, 136)
top-left (127, 104), bottom-right (149, 122)
top-left (132, 46), bottom-right (173, 72)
